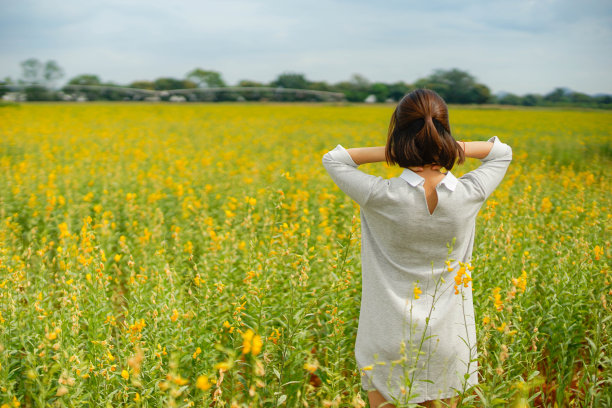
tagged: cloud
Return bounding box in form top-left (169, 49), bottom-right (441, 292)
top-left (0, 0), bottom-right (610, 94)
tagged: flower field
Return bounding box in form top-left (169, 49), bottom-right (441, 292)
top-left (0, 103), bottom-right (610, 407)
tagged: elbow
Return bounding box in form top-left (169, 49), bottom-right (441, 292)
top-left (322, 152), bottom-right (335, 171)
top-left (322, 152), bottom-right (331, 166)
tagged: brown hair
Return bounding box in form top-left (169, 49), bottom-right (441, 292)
top-left (385, 89), bottom-right (465, 170)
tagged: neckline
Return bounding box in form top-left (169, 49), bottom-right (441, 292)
top-left (399, 168), bottom-right (458, 192)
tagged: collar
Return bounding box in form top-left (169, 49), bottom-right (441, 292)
top-left (399, 168), bottom-right (458, 191)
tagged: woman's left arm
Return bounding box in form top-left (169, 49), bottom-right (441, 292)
top-left (344, 146), bottom-right (386, 165)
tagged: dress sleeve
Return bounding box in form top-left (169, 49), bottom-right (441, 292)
top-left (322, 144), bottom-right (381, 207)
top-left (460, 136), bottom-right (513, 201)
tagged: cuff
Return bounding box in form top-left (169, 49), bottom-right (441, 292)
top-left (481, 136), bottom-right (507, 162)
top-left (327, 144), bottom-right (359, 167)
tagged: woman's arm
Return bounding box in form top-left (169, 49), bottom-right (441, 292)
top-left (459, 140), bottom-right (495, 160)
top-left (460, 136), bottom-right (513, 200)
top-left (344, 146), bottom-right (441, 172)
top-left (343, 140), bottom-right (496, 169)
top-left (345, 146), bottom-right (445, 172)
top-left (344, 146), bottom-right (386, 165)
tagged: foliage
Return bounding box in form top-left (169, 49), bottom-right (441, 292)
top-left (67, 74), bottom-right (102, 86)
top-left (154, 77), bottom-right (197, 91)
top-left (19, 58), bottom-right (64, 87)
top-left (414, 68), bottom-right (491, 104)
top-left (24, 85), bottom-right (55, 101)
top-left (271, 73), bottom-right (309, 90)
top-left (0, 104), bottom-right (609, 407)
top-left (129, 80), bottom-right (155, 90)
top-left (186, 69), bottom-right (226, 88)
top-left (7, 58), bottom-right (612, 106)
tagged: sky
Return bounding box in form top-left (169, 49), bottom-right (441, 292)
top-left (1, 0), bottom-right (611, 95)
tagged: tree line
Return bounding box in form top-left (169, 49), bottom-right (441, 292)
top-left (1, 58), bottom-right (611, 108)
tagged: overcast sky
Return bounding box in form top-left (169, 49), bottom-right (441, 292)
top-left (1, 0), bottom-right (611, 95)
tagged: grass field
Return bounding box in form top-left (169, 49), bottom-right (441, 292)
top-left (0, 103), bottom-right (610, 407)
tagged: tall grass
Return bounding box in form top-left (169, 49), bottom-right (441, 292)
top-left (0, 104), bottom-right (609, 407)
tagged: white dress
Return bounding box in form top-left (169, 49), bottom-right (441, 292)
top-left (322, 136), bottom-right (512, 404)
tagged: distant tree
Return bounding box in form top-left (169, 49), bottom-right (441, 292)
top-left (68, 74), bottom-right (102, 86)
top-left (413, 74), bottom-right (449, 100)
top-left (24, 85), bottom-right (52, 101)
top-left (370, 82), bottom-right (390, 102)
top-left (387, 81), bottom-right (411, 102)
top-left (271, 72), bottom-right (309, 89)
top-left (544, 88), bottom-right (570, 103)
top-left (308, 81), bottom-right (331, 92)
top-left (414, 68), bottom-right (490, 104)
top-left (43, 60), bottom-right (64, 87)
top-left (569, 92), bottom-right (592, 104)
top-left (471, 83), bottom-right (492, 104)
top-left (153, 77), bottom-right (196, 90)
top-left (19, 58), bottom-right (64, 99)
top-left (350, 74), bottom-right (370, 89)
top-left (521, 94), bottom-right (543, 106)
top-left (20, 58), bottom-right (44, 84)
top-left (237, 80), bottom-right (265, 87)
top-left (333, 74), bottom-right (371, 102)
top-left (0, 76), bottom-right (14, 98)
top-left (129, 80), bottom-right (155, 90)
top-left (594, 94), bottom-right (612, 105)
top-left (235, 81), bottom-right (267, 100)
top-left (497, 93), bottom-right (522, 105)
top-left (186, 68), bottom-right (226, 88)
top-left (63, 75), bottom-right (105, 100)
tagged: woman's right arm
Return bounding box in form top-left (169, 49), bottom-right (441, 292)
top-left (458, 136), bottom-right (513, 200)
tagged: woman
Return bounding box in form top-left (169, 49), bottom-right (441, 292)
top-left (322, 89), bottom-right (512, 407)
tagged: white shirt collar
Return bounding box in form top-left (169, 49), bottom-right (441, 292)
top-left (399, 168), bottom-right (458, 191)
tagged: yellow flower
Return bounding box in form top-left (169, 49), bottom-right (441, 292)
top-left (511, 270), bottom-right (528, 293)
top-left (492, 287), bottom-right (503, 311)
top-left (242, 329), bottom-right (254, 354)
top-left (413, 284), bottom-right (422, 299)
top-left (482, 316), bottom-right (491, 325)
top-left (121, 370), bottom-right (129, 380)
top-left (540, 197), bottom-right (553, 213)
top-left (214, 361), bottom-right (232, 371)
top-left (303, 362), bottom-right (318, 373)
top-left (594, 245), bottom-right (603, 261)
top-left (453, 264), bottom-right (471, 294)
top-left (241, 328), bottom-right (263, 355)
top-left (251, 334), bottom-right (263, 355)
top-left (172, 375), bottom-right (189, 386)
top-left (196, 375), bottom-right (212, 390)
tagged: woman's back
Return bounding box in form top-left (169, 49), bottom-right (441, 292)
top-left (322, 134), bottom-right (512, 405)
